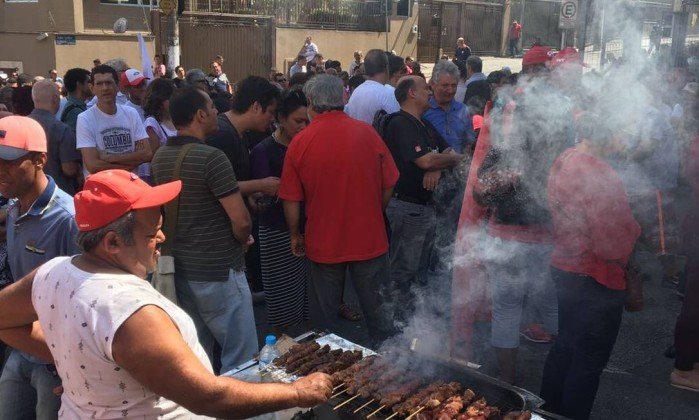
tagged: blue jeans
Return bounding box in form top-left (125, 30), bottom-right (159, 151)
top-left (0, 350), bottom-right (62, 420)
top-left (176, 269), bottom-right (259, 374)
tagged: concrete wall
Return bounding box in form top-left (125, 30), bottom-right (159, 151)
top-left (275, 10), bottom-right (419, 72)
top-left (54, 34), bottom-right (155, 76)
top-left (0, 32), bottom-right (57, 78)
top-left (82, 1), bottom-right (152, 32)
top-left (0, 32), bottom-right (153, 78)
top-left (0, 0), bottom-right (76, 33)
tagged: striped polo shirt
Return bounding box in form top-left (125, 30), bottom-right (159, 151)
top-left (150, 135), bottom-right (243, 282)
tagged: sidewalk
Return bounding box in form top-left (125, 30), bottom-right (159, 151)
top-left (421, 56), bottom-right (523, 80)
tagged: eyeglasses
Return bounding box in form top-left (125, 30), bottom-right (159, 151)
top-left (276, 78), bottom-right (288, 83)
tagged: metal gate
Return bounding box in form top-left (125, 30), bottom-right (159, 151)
top-left (509, 0), bottom-right (563, 49)
top-left (162, 13), bottom-right (275, 82)
top-left (418, 0), bottom-right (503, 62)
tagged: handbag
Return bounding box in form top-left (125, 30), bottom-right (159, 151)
top-left (150, 143), bottom-right (196, 304)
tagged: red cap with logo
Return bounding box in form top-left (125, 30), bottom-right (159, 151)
top-left (0, 116), bottom-right (47, 160)
top-left (74, 170), bottom-right (181, 232)
top-left (120, 68), bottom-right (148, 88)
top-left (550, 47), bottom-right (587, 67)
top-left (522, 46), bottom-right (554, 67)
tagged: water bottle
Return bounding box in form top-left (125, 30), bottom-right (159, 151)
top-left (258, 335), bottom-right (280, 371)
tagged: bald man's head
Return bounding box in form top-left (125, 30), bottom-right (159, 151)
top-left (32, 79), bottom-right (60, 113)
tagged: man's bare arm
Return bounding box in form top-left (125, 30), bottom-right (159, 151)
top-left (0, 269), bottom-right (39, 329)
top-left (100, 139), bottom-right (153, 168)
top-left (218, 191), bottom-right (252, 244)
top-left (80, 148), bottom-right (132, 174)
top-left (113, 305), bottom-right (332, 419)
top-left (0, 322), bottom-right (53, 362)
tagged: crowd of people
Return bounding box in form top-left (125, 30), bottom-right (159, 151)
top-left (0, 30), bottom-right (697, 420)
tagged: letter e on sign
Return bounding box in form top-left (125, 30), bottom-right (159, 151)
top-left (558, 0), bottom-right (578, 30)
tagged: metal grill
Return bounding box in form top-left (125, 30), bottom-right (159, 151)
top-left (263, 332), bottom-right (539, 420)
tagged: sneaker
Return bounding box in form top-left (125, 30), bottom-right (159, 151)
top-left (671, 369), bottom-right (699, 392)
top-left (520, 324), bottom-right (552, 344)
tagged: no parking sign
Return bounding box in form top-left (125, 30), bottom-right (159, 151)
top-left (559, 0), bottom-right (578, 30)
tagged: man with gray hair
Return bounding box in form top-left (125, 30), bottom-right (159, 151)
top-left (422, 60), bottom-right (474, 293)
top-left (28, 80), bottom-right (82, 195)
top-left (278, 75), bottom-right (399, 343)
top-left (345, 49), bottom-right (400, 124)
top-left (424, 59), bottom-right (474, 153)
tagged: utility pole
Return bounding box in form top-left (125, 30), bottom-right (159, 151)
top-left (159, 0), bottom-right (179, 71)
top-left (670, 0), bottom-right (688, 67)
top-left (167, 11), bottom-right (180, 71)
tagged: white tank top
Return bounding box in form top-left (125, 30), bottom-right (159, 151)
top-left (32, 256), bottom-right (214, 419)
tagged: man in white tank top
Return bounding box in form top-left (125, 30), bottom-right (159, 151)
top-left (0, 169), bottom-right (333, 419)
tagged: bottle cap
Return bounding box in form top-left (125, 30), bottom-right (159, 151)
top-left (265, 335), bottom-right (277, 345)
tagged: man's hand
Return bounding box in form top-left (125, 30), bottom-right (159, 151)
top-left (423, 170), bottom-right (442, 191)
top-left (260, 177), bottom-right (281, 196)
top-left (292, 372), bottom-right (333, 407)
top-left (290, 233), bottom-right (305, 257)
top-left (242, 235), bottom-right (255, 253)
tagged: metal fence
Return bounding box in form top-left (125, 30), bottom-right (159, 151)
top-left (185, 0), bottom-right (387, 31)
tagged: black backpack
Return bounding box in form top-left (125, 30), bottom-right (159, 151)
top-left (372, 109), bottom-right (401, 142)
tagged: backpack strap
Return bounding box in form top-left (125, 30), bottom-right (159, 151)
top-left (160, 143), bottom-right (196, 256)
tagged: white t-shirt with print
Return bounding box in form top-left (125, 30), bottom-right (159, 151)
top-left (32, 257), bottom-right (214, 420)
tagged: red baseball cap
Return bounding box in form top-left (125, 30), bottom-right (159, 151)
top-left (0, 116), bottom-right (47, 160)
top-left (522, 46), bottom-right (554, 67)
top-left (74, 170), bottom-right (181, 232)
top-left (550, 47), bottom-right (588, 68)
top-left (120, 68), bottom-right (148, 88)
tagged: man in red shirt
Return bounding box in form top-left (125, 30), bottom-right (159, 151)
top-left (278, 74), bottom-right (399, 342)
top-left (508, 20), bottom-right (522, 57)
top-left (541, 115), bottom-right (640, 419)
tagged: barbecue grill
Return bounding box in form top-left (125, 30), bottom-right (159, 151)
top-left (226, 331), bottom-right (559, 420)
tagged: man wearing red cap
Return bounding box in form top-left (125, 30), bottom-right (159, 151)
top-left (76, 65), bottom-right (151, 176)
top-left (0, 115), bottom-right (79, 419)
top-left (0, 169), bottom-right (333, 419)
top-left (121, 68), bottom-right (149, 121)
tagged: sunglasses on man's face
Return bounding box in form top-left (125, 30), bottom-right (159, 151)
top-left (276, 78), bottom-right (288, 83)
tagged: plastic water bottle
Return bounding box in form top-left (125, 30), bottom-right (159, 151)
top-left (258, 335), bottom-right (280, 371)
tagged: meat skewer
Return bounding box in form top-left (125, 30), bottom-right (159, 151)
top-left (392, 382), bottom-right (446, 415)
top-left (316, 350), bottom-right (363, 375)
top-left (365, 377), bottom-right (424, 418)
top-left (273, 340), bottom-right (318, 366)
top-left (295, 349), bottom-right (343, 376)
top-left (395, 382), bottom-right (462, 416)
top-left (285, 341), bottom-right (320, 366)
top-left (286, 344), bottom-right (331, 373)
top-left (331, 354), bottom-right (378, 386)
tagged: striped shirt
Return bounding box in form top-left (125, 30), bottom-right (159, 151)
top-left (151, 136), bottom-right (243, 282)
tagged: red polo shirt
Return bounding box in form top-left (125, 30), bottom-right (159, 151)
top-left (548, 148), bottom-right (641, 290)
top-left (278, 111), bottom-right (399, 264)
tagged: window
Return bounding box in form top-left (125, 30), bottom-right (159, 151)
top-left (101, 0), bottom-right (159, 6)
top-left (396, 0), bottom-right (412, 18)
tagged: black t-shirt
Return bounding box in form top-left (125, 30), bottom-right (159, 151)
top-left (205, 113), bottom-right (251, 181)
top-left (384, 111), bottom-right (450, 203)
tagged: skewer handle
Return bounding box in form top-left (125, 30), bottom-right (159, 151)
top-left (333, 394), bottom-right (360, 410)
top-left (366, 405), bottom-right (386, 418)
top-left (384, 412), bottom-right (399, 420)
top-left (405, 406), bottom-right (426, 420)
top-left (331, 389), bottom-right (348, 399)
top-left (353, 399), bottom-right (376, 414)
